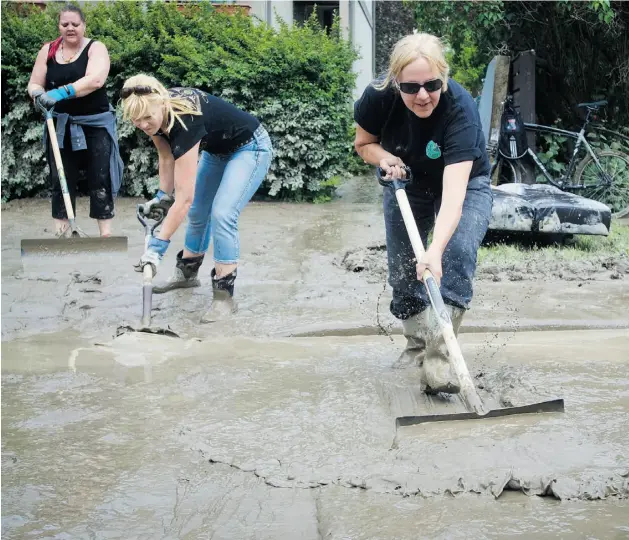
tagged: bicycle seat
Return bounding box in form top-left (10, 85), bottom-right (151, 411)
top-left (577, 100), bottom-right (608, 109)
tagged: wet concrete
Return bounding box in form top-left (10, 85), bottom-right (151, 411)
top-left (2, 181), bottom-right (629, 538)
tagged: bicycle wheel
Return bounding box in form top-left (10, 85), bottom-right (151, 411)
top-left (492, 156), bottom-right (523, 185)
top-left (573, 150), bottom-right (629, 217)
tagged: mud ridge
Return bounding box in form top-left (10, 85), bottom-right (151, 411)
top-left (338, 244), bottom-right (629, 282)
top-left (189, 441), bottom-right (629, 502)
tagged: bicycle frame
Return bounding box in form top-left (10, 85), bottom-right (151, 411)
top-left (523, 109), bottom-right (607, 190)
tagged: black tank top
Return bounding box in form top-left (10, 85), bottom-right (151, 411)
top-left (45, 39), bottom-right (110, 116)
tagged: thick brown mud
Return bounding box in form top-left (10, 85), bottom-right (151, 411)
top-left (2, 190), bottom-right (629, 538)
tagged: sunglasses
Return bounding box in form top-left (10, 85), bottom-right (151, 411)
top-left (120, 85), bottom-right (157, 99)
top-left (398, 79), bottom-right (443, 94)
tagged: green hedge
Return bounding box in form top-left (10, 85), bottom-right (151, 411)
top-left (1, 0), bottom-right (359, 202)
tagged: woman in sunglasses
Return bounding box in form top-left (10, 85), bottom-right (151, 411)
top-left (26, 3), bottom-right (123, 238)
top-left (121, 74), bottom-right (273, 322)
top-left (353, 32), bottom-right (492, 394)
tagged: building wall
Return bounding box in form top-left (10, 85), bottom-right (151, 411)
top-left (242, 0), bottom-right (293, 29)
top-left (238, 0), bottom-right (374, 98)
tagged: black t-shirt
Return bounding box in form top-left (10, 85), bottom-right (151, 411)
top-left (354, 78), bottom-right (489, 194)
top-left (157, 88), bottom-right (260, 160)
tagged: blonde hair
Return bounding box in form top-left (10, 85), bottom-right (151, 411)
top-left (374, 33), bottom-right (450, 93)
top-left (121, 74), bottom-right (202, 133)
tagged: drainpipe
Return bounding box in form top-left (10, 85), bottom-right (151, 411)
top-left (266, 0), bottom-right (272, 26)
top-left (348, 0), bottom-right (354, 44)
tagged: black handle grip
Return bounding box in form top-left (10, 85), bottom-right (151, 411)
top-left (136, 205), bottom-right (148, 226)
top-left (36, 99), bottom-right (55, 117)
top-left (376, 166), bottom-right (413, 188)
top-left (137, 204), bottom-right (165, 238)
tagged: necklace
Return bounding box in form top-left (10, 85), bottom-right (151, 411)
top-left (60, 39), bottom-right (81, 63)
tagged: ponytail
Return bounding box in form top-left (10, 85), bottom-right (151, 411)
top-left (47, 36), bottom-right (63, 62)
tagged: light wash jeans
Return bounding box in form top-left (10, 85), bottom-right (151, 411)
top-left (184, 125), bottom-right (273, 263)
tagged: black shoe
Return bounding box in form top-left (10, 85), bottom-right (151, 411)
top-left (200, 268), bottom-right (237, 323)
top-left (153, 250), bottom-right (204, 294)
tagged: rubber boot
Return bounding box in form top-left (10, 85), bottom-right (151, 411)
top-left (153, 250), bottom-right (203, 294)
top-left (391, 316), bottom-right (426, 369)
top-left (200, 268), bottom-right (237, 323)
top-left (420, 305), bottom-right (465, 394)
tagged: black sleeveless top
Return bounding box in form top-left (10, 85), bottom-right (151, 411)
top-left (45, 39), bottom-right (110, 116)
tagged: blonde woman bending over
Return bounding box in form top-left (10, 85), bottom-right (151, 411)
top-left (121, 74), bottom-right (273, 322)
top-left (354, 33), bottom-right (493, 394)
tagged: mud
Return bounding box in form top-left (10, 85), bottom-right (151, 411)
top-left (340, 243), bottom-right (629, 283)
top-left (2, 186), bottom-right (629, 538)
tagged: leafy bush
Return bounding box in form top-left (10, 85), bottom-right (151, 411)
top-left (1, 1), bottom-right (358, 202)
top-left (409, 0), bottom-right (505, 96)
top-left (408, 0), bottom-right (629, 129)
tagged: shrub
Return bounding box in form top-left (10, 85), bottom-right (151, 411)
top-left (1, 1), bottom-right (359, 202)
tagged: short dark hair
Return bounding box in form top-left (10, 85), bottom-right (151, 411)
top-left (59, 4), bottom-right (85, 23)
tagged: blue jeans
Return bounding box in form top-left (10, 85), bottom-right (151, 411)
top-left (184, 125), bottom-right (273, 263)
top-left (383, 175), bottom-right (493, 319)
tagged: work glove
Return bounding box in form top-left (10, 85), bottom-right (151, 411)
top-left (36, 84), bottom-right (76, 109)
top-left (30, 88), bottom-right (45, 103)
top-left (134, 236), bottom-right (170, 275)
top-left (139, 189), bottom-right (175, 222)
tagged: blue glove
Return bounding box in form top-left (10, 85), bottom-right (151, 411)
top-left (134, 236), bottom-right (170, 275)
top-left (37, 84), bottom-right (76, 109)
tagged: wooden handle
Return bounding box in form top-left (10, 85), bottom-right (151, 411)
top-left (46, 116), bottom-right (75, 221)
top-left (393, 188), bottom-right (487, 415)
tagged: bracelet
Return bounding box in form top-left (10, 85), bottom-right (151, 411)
top-left (63, 84), bottom-right (76, 97)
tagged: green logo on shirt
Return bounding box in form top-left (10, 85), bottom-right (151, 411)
top-left (426, 140), bottom-right (441, 159)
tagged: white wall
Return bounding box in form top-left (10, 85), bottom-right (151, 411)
top-left (244, 0), bottom-right (267, 23)
top-left (269, 0), bottom-right (293, 27)
top-left (350, 0), bottom-right (375, 100)
top-left (240, 0), bottom-right (293, 28)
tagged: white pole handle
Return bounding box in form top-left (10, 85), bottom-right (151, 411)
top-left (393, 185), bottom-right (487, 415)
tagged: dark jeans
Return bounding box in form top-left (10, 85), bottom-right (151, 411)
top-left (48, 124), bottom-right (115, 220)
top-left (383, 175), bottom-right (493, 319)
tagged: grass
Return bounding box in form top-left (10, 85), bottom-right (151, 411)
top-left (478, 219), bottom-right (629, 267)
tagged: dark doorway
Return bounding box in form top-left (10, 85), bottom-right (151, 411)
top-left (293, 1), bottom-right (340, 33)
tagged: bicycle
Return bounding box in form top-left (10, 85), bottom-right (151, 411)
top-left (491, 99), bottom-right (629, 218)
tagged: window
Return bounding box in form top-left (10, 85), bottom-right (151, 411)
top-left (293, 1), bottom-right (339, 33)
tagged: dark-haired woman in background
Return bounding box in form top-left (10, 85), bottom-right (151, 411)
top-left (27, 3), bottom-right (123, 237)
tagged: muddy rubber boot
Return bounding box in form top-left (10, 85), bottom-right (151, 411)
top-left (153, 250), bottom-right (203, 294)
top-left (391, 316), bottom-right (426, 369)
top-left (200, 268), bottom-right (237, 323)
top-left (420, 305), bottom-right (465, 395)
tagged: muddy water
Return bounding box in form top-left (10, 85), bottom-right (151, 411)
top-left (3, 197), bottom-right (628, 343)
top-left (2, 189), bottom-right (629, 538)
top-left (2, 329), bottom-right (628, 538)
